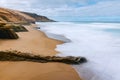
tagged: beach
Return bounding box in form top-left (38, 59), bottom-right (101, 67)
top-left (0, 24), bottom-right (63, 56)
top-left (0, 24), bottom-right (81, 80)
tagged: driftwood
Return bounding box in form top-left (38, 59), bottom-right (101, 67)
top-left (0, 50), bottom-right (87, 64)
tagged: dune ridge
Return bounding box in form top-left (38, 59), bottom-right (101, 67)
top-left (0, 7), bottom-right (53, 23)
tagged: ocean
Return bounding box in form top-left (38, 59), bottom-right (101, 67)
top-left (36, 22), bottom-right (120, 80)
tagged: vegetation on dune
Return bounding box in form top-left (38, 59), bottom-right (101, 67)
top-left (0, 50), bottom-right (87, 64)
top-left (0, 15), bottom-right (10, 22)
top-left (5, 24), bottom-right (28, 32)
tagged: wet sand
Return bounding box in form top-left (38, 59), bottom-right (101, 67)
top-left (0, 24), bottom-right (81, 80)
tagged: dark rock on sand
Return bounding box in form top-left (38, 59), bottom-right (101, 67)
top-left (0, 24), bottom-right (19, 39)
top-left (0, 50), bottom-right (87, 64)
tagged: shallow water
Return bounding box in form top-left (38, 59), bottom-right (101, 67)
top-left (37, 22), bottom-right (120, 80)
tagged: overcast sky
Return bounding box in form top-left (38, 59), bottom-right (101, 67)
top-left (0, 0), bottom-right (120, 21)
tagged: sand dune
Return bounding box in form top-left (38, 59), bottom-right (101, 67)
top-left (0, 7), bottom-right (53, 23)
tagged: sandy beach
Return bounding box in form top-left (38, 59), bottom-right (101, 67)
top-left (0, 24), bottom-right (81, 80)
top-left (0, 24), bottom-right (63, 56)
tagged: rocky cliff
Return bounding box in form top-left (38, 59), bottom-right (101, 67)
top-left (0, 7), bottom-right (54, 24)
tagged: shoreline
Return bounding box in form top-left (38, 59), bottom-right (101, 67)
top-left (0, 24), bottom-right (81, 80)
top-left (39, 29), bottom-right (71, 43)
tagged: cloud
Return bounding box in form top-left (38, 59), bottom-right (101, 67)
top-left (0, 0), bottom-right (120, 21)
top-left (31, 1), bottom-right (120, 17)
top-left (0, 0), bottom-right (86, 9)
top-left (77, 1), bottom-right (120, 17)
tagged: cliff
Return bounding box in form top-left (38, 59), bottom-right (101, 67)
top-left (0, 7), bottom-right (54, 24)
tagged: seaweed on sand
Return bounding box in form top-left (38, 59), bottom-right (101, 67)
top-left (0, 50), bottom-right (87, 64)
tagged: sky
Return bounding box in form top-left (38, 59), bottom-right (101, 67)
top-left (0, 0), bottom-right (120, 21)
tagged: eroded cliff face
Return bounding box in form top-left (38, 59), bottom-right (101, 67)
top-left (0, 7), bottom-right (54, 24)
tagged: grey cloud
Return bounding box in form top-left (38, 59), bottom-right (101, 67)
top-left (0, 0), bottom-right (120, 17)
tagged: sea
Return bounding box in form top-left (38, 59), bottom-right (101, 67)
top-left (36, 22), bottom-right (120, 80)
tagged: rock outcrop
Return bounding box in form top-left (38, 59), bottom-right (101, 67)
top-left (0, 23), bottom-right (19, 39)
top-left (0, 50), bottom-right (87, 64)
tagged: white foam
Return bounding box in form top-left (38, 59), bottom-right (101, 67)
top-left (37, 22), bottom-right (120, 80)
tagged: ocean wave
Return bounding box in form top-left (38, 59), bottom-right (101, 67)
top-left (37, 22), bottom-right (120, 80)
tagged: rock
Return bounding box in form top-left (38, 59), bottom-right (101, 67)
top-left (0, 27), bottom-right (19, 39)
top-left (0, 51), bottom-right (87, 64)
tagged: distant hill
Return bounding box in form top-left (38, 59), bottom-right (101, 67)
top-left (21, 12), bottom-right (54, 22)
top-left (0, 7), bottom-right (54, 24)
